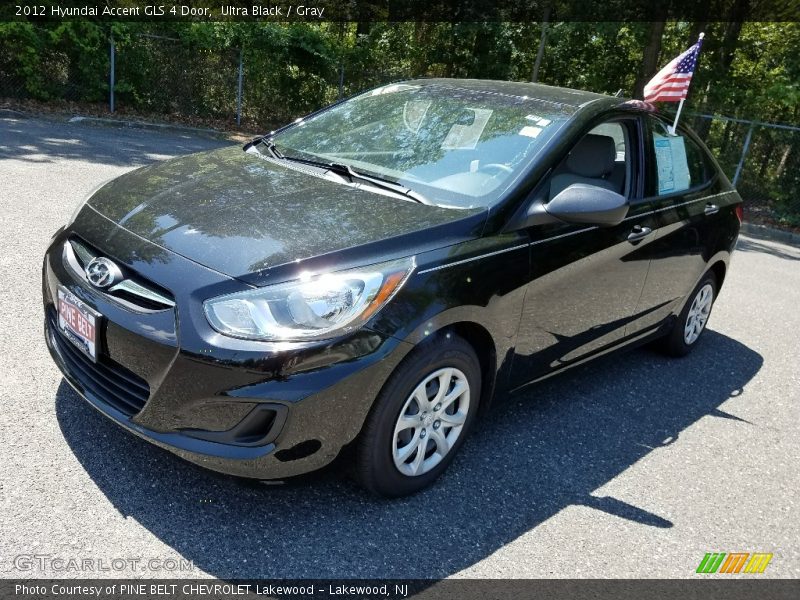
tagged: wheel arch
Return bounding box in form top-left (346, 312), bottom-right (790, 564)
top-left (683, 252), bottom-right (730, 306)
top-left (444, 321), bottom-right (499, 418)
top-left (709, 259), bottom-right (727, 290)
top-left (383, 320), bottom-right (501, 419)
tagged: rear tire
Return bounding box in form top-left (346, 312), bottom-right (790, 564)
top-left (660, 272), bottom-right (717, 357)
top-left (355, 334), bottom-right (481, 497)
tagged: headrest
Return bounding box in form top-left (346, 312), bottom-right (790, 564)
top-left (566, 134), bottom-right (616, 178)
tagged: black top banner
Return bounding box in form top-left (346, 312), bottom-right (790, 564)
top-left (3, 0), bottom-right (800, 22)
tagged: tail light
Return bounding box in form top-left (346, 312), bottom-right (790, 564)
top-left (735, 204), bottom-right (744, 224)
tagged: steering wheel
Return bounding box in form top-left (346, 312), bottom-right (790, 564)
top-left (478, 163), bottom-right (513, 175)
top-left (473, 163), bottom-right (514, 193)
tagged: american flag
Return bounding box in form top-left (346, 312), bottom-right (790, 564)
top-left (644, 37), bottom-right (704, 103)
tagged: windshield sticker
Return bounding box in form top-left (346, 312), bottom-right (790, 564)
top-left (525, 115), bottom-right (552, 127)
top-left (519, 125), bottom-right (543, 138)
top-left (441, 108), bottom-right (493, 150)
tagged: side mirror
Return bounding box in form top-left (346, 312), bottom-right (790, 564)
top-left (544, 183), bottom-right (629, 227)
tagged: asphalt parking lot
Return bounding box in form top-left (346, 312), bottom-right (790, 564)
top-left (1, 113), bottom-right (798, 580)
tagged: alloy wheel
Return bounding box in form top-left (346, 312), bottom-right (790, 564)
top-left (684, 283), bottom-right (714, 345)
top-left (392, 367), bottom-right (470, 477)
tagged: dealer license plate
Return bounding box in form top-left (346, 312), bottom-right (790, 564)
top-left (57, 286), bottom-right (100, 362)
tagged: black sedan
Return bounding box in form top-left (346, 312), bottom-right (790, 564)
top-left (43, 79), bottom-right (742, 496)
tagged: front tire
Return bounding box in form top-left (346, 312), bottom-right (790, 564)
top-left (660, 272), bottom-right (717, 357)
top-left (355, 334), bottom-right (481, 497)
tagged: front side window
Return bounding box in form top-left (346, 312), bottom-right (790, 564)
top-left (647, 117), bottom-right (712, 195)
top-left (547, 120), bottom-right (632, 201)
top-left (272, 83), bottom-right (574, 208)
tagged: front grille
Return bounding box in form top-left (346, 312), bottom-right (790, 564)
top-left (47, 310), bottom-right (150, 416)
top-left (65, 237), bottom-right (175, 312)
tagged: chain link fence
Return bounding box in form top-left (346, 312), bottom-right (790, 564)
top-left (0, 37), bottom-right (102, 103)
top-left (114, 34), bottom-right (240, 122)
top-left (691, 114), bottom-right (800, 230)
top-left (0, 30), bottom-right (420, 126)
top-left (1, 31), bottom-right (798, 231)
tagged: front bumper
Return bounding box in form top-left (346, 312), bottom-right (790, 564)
top-left (43, 221), bottom-right (412, 479)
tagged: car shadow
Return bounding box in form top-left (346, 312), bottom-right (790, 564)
top-left (55, 329), bottom-right (762, 579)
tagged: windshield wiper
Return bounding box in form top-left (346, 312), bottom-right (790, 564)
top-left (254, 140), bottom-right (428, 205)
top-left (244, 136), bottom-right (284, 158)
top-left (246, 136), bottom-right (283, 159)
top-left (325, 162), bottom-right (429, 205)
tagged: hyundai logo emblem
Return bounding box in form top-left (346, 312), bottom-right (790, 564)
top-left (85, 257), bottom-right (122, 289)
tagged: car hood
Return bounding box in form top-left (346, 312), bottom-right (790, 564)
top-left (87, 146), bottom-right (485, 282)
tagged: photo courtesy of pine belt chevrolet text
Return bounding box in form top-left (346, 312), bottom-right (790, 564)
top-left (42, 79), bottom-right (742, 497)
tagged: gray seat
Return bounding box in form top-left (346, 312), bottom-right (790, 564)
top-left (549, 134), bottom-right (618, 200)
top-left (608, 161), bottom-right (627, 193)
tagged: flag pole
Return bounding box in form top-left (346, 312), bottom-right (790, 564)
top-left (669, 32), bottom-right (704, 135)
top-left (669, 99), bottom-right (685, 135)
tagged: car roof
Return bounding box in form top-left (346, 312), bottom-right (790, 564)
top-left (404, 78), bottom-right (626, 110)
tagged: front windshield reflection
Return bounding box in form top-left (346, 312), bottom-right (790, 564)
top-left (273, 83), bottom-right (574, 208)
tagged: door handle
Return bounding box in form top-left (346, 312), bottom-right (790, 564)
top-left (627, 225), bottom-right (652, 242)
top-left (704, 203), bottom-right (720, 215)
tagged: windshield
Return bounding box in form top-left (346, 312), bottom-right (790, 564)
top-left (271, 82), bottom-right (575, 209)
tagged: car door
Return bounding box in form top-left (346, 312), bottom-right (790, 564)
top-left (509, 116), bottom-right (662, 388)
top-left (626, 116), bottom-right (726, 334)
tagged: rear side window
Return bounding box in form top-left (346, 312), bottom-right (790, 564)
top-left (647, 117), bottom-right (712, 195)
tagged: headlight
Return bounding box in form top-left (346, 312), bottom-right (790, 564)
top-left (204, 257), bottom-right (415, 341)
